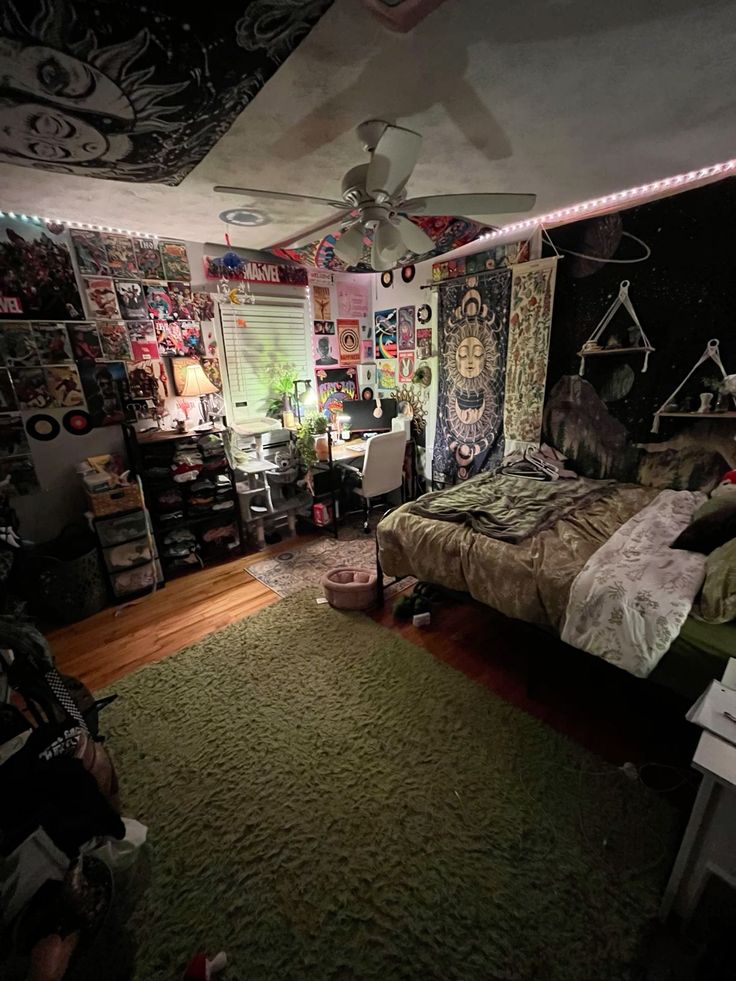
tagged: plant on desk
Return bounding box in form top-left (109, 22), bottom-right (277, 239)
top-left (295, 412), bottom-right (328, 470)
top-left (263, 362), bottom-right (297, 419)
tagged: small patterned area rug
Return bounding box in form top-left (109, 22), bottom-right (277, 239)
top-left (247, 527), bottom-right (414, 598)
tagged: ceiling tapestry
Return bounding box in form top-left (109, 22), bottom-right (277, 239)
top-left (0, 0), bottom-right (333, 185)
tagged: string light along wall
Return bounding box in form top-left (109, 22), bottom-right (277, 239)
top-left (0, 210), bottom-right (159, 239)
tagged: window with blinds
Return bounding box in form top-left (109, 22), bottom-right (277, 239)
top-left (219, 298), bottom-right (310, 421)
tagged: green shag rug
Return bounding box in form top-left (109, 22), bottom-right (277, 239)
top-left (99, 591), bottom-right (678, 981)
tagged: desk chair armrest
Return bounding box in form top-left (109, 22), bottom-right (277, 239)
top-left (340, 464), bottom-right (363, 476)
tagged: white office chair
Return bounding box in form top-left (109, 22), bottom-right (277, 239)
top-left (352, 430), bottom-right (406, 532)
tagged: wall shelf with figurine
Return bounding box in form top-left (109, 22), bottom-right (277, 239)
top-left (652, 339), bottom-right (736, 433)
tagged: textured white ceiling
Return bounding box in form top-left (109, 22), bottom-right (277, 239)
top-left (1, 0), bottom-right (735, 249)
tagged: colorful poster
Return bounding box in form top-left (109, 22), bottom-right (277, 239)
top-left (70, 229), bottom-right (109, 276)
top-left (204, 255), bottom-right (307, 286)
top-left (99, 321), bottom-right (133, 361)
top-left (0, 414), bottom-right (28, 458)
top-left (192, 291), bottom-right (215, 321)
top-left (160, 242), bottom-right (191, 281)
top-left (154, 319), bottom-right (184, 355)
top-left (398, 306), bottom-right (415, 351)
top-left (179, 321), bottom-right (203, 356)
top-left (115, 280), bottom-right (147, 318)
top-left (78, 360), bottom-right (130, 426)
top-left (202, 358), bottom-right (222, 390)
top-left (0, 369), bottom-right (17, 412)
top-left (377, 360), bottom-right (397, 391)
top-left (0, 216), bottom-right (84, 320)
top-left (133, 238), bottom-right (164, 278)
top-left (32, 322), bottom-right (73, 363)
top-left (313, 320), bottom-right (334, 335)
top-left (0, 456), bottom-right (40, 496)
top-left (360, 339), bottom-right (374, 362)
top-left (312, 285), bottom-right (332, 321)
top-left (45, 364), bottom-right (85, 407)
top-left (83, 277), bottom-right (120, 319)
top-left (127, 320), bottom-right (159, 361)
top-left (337, 279), bottom-right (370, 318)
top-left (313, 334), bottom-right (339, 366)
top-left (417, 327), bottom-right (432, 358)
top-left (201, 322), bottom-right (218, 358)
top-left (102, 234), bottom-right (138, 277)
top-left (337, 319), bottom-right (361, 365)
top-left (11, 366), bottom-right (53, 409)
top-left (172, 356), bottom-right (199, 396)
top-left (0, 322), bottom-right (37, 366)
top-left (398, 353), bottom-right (415, 383)
top-left (129, 360), bottom-right (167, 400)
top-left (316, 366), bottom-right (357, 417)
top-left (68, 323), bottom-right (103, 361)
top-left (374, 308), bottom-right (397, 359)
top-left (145, 281), bottom-right (174, 320)
top-left (168, 281), bottom-right (194, 319)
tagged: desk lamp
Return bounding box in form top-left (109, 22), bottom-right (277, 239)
top-left (180, 362), bottom-right (219, 427)
top-left (293, 379), bottom-right (316, 422)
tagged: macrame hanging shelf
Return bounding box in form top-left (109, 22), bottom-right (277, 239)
top-left (577, 280), bottom-right (654, 376)
top-left (651, 338), bottom-right (736, 433)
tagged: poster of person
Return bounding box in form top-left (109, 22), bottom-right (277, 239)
top-left (313, 320), bottom-right (335, 335)
top-left (10, 366), bottom-right (53, 409)
top-left (32, 322), bottom-right (73, 363)
top-left (45, 365), bottom-right (85, 407)
top-left (374, 308), bottom-right (397, 359)
top-left (78, 360), bottom-right (130, 426)
top-left (0, 413), bottom-right (29, 458)
top-left (168, 281), bottom-right (194, 319)
top-left (133, 238), bottom-right (164, 279)
top-left (313, 334), bottom-right (338, 366)
top-left (160, 242), bottom-right (191, 280)
top-left (115, 280), bottom-right (147, 318)
top-left (417, 327), bottom-right (432, 358)
top-left (102, 235), bottom-right (138, 277)
top-left (398, 353), bottom-right (415, 383)
top-left (128, 360), bottom-right (168, 401)
top-left (127, 320), bottom-right (159, 361)
top-left (0, 456), bottom-right (40, 496)
top-left (68, 323), bottom-right (103, 361)
top-left (83, 277), bottom-right (120, 319)
top-left (316, 366), bottom-right (357, 417)
top-left (0, 322), bottom-right (37, 366)
top-left (202, 358), bottom-right (222, 390)
top-left (99, 321), bottom-right (133, 361)
top-left (312, 285), bottom-right (332, 321)
top-left (179, 322), bottom-right (203, 356)
top-left (154, 319), bottom-right (184, 355)
top-left (0, 216), bottom-right (84, 320)
top-left (377, 360), bottom-right (397, 391)
top-left (191, 291), bottom-right (215, 321)
top-left (337, 319), bottom-right (361, 365)
top-left (398, 306), bottom-right (416, 351)
top-left (0, 370), bottom-right (17, 412)
top-left (145, 282), bottom-right (174, 320)
top-left (70, 229), bottom-right (109, 276)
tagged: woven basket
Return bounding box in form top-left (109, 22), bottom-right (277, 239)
top-left (86, 484), bottom-right (142, 517)
top-left (321, 567), bottom-right (377, 610)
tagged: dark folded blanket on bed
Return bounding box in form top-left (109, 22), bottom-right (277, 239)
top-left (409, 473), bottom-right (615, 543)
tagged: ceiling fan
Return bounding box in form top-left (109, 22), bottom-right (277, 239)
top-left (214, 120), bottom-right (536, 272)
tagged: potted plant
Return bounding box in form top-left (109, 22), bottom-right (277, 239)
top-left (295, 412), bottom-right (329, 470)
top-left (263, 363), bottom-right (297, 420)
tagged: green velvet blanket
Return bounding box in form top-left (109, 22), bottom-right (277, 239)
top-left (409, 473), bottom-right (615, 543)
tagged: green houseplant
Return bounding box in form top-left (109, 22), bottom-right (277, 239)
top-left (295, 412), bottom-right (328, 470)
top-left (263, 363), bottom-right (297, 418)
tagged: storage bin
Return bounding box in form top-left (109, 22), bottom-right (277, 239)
top-left (86, 483), bottom-right (142, 517)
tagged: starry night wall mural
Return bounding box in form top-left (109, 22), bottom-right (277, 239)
top-left (0, 0), bottom-right (333, 184)
top-left (542, 177), bottom-right (736, 491)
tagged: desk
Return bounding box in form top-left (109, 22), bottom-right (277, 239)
top-left (330, 438), bottom-right (370, 464)
top-left (660, 657), bottom-right (736, 921)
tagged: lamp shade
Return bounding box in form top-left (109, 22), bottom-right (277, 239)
top-left (180, 362), bottom-right (219, 397)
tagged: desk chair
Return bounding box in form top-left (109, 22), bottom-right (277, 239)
top-left (345, 430), bottom-right (406, 532)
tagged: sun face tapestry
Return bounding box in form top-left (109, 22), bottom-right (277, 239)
top-left (433, 271), bottom-right (512, 484)
top-left (503, 257), bottom-right (558, 450)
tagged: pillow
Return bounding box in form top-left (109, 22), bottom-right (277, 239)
top-left (671, 497), bottom-right (736, 554)
top-left (694, 537), bottom-right (736, 623)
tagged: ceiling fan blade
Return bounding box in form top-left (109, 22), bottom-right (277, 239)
top-left (366, 125), bottom-right (422, 201)
top-left (401, 192), bottom-right (537, 216)
top-left (371, 220), bottom-right (405, 271)
top-left (267, 211), bottom-right (353, 251)
top-left (214, 185), bottom-right (346, 209)
top-left (392, 215), bottom-right (435, 255)
top-left (333, 224), bottom-right (366, 266)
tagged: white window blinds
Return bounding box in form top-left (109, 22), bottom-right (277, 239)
top-left (219, 298), bottom-right (310, 421)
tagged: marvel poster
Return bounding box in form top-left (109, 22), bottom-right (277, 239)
top-left (0, 217), bottom-right (84, 320)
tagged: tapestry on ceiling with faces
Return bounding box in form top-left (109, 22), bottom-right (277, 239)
top-left (432, 270), bottom-right (511, 484)
top-left (0, 0), bottom-right (333, 184)
top-left (542, 178), bottom-right (736, 490)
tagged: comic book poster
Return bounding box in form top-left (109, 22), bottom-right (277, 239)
top-left (68, 323), bottom-right (103, 361)
top-left (312, 285), bottom-right (332, 321)
top-left (115, 280), bottom-right (147, 319)
top-left (316, 366), bottom-right (357, 418)
top-left (313, 334), bottom-right (339, 366)
top-left (0, 322), bottom-right (37, 366)
top-left (172, 357), bottom-right (198, 395)
top-left (179, 321), bottom-right (203, 356)
top-left (102, 235), bottom-right (138, 277)
top-left (191, 291), bottom-right (215, 321)
top-left (417, 327), bottom-right (432, 358)
top-left (313, 320), bottom-right (335, 335)
top-left (0, 414), bottom-right (28, 457)
top-left (128, 360), bottom-right (167, 400)
top-left (78, 360), bottom-right (130, 426)
top-left (377, 360), bottom-right (397, 391)
top-left (127, 320), bottom-right (159, 361)
top-left (398, 353), bottom-right (415, 384)
top-left (99, 321), bottom-right (133, 361)
top-left (201, 321), bottom-right (218, 358)
top-left (45, 364), bottom-right (85, 407)
top-left (10, 366), bottom-right (53, 409)
top-left (133, 237), bottom-right (164, 278)
top-left (0, 370), bottom-right (17, 412)
top-left (202, 358), bottom-right (222, 390)
top-left (337, 319), bottom-right (361, 366)
top-left (398, 306), bottom-right (415, 351)
top-left (374, 308), bottom-right (397, 359)
top-left (32, 322), bottom-right (73, 363)
top-left (160, 242), bottom-right (190, 280)
top-left (70, 229), bottom-right (109, 276)
top-left (83, 277), bottom-right (120, 319)
top-left (145, 282), bottom-right (174, 320)
top-left (0, 216), bottom-right (84, 320)
top-left (168, 281), bottom-right (194, 319)
top-left (154, 319), bottom-right (184, 355)
top-left (0, 456), bottom-right (40, 496)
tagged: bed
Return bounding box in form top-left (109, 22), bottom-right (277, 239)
top-left (377, 474), bottom-right (733, 700)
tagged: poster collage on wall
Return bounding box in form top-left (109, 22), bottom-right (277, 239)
top-left (0, 216), bottom-right (220, 495)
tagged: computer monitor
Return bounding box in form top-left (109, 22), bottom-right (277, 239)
top-left (340, 398), bottom-right (397, 434)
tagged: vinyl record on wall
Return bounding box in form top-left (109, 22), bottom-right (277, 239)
top-left (62, 409), bottom-right (93, 435)
top-left (380, 271), bottom-right (394, 288)
top-left (417, 303), bottom-right (432, 324)
top-left (401, 265), bottom-right (416, 283)
top-left (26, 413), bottom-right (60, 441)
